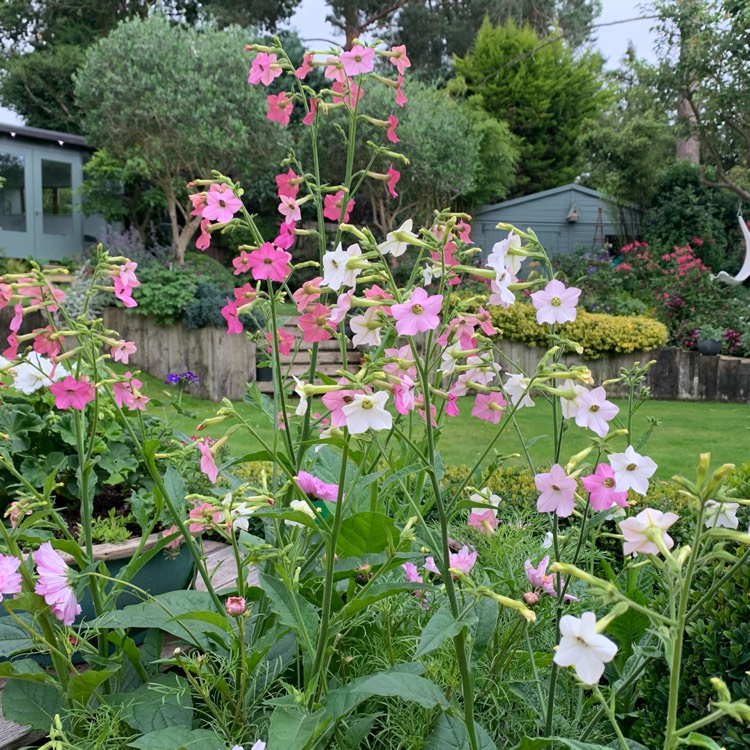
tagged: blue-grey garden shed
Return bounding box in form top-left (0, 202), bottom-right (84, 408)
top-left (0, 123), bottom-right (102, 262)
top-left (472, 183), bottom-right (641, 258)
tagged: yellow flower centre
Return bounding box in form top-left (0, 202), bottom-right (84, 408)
top-left (603, 477), bottom-right (615, 488)
top-left (626, 463), bottom-right (637, 471)
top-left (361, 398), bottom-right (373, 410)
top-left (315, 315), bottom-right (327, 327)
top-left (551, 296), bottom-right (562, 307)
top-left (412, 304), bottom-right (423, 315)
top-left (589, 404), bottom-right (600, 412)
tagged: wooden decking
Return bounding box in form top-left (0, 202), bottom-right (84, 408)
top-left (0, 542), bottom-right (238, 748)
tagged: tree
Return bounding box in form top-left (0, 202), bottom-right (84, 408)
top-left (652, 0), bottom-right (750, 201)
top-left (75, 15), bottom-right (290, 262)
top-left (454, 19), bottom-right (606, 196)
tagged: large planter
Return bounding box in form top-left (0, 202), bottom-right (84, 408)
top-left (697, 339), bottom-right (722, 356)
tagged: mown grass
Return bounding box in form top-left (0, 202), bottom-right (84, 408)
top-left (132, 368), bottom-right (750, 480)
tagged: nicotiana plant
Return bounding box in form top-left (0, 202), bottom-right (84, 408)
top-left (0, 35), bottom-right (748, 750)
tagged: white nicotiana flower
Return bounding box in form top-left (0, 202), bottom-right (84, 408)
top-left (422, 263), bottom-right (442, 286)
top-left (440, 342), bottom-right (464, 375)
top-left (293, 377), bottom-right (308, 416)
top-left (222, 495), bottom-right (254, 532)
top-left (321, 243), bottom-right (354, 291)
top-left (504, 373), bottom-right (535, 409)
top-left (704, 499), bottom-right (740, 529)
top-left (378, 219), bottom-right (413, 257)
top-left (553, 612), bottom-right (618, 685)
top-left (286, 499), bottom-right (316, 527)
top-left (469, 488), bottom-right (501, 512)
top-left (0, 354), bottom-right (11, 370)
top-left (542, 531), bottom-right (554, 549)
top-left (559, 380), bottom-right (587, 420)
top-left (12, 352), bottom-right (68, 394)
top-left (349, 307), bottom-right (383, 347)
top-left (609, 446), bottom-right (657, 496)
top-left (342, 391), bottom-right (392, 434)
top-left (486, 232), bottom-right (524, 279)
top-left (488, 272), bottom-right (515, 308)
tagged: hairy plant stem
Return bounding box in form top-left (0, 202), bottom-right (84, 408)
top-left (593, 685), bottom-right (629, 750)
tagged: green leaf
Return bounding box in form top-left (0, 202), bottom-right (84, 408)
top-left (68, 668), bottom-right (118, 706)
top-left (163, 465), bottom-right (187, 508)
top-left (471, 594), bottom-right (499, 664)
top-left (415, 604), bottom-right (471, 658)
top-left (127, 726), bottom-right (222, 750)
top-left (98, 442), bottom-right (139, 484)
top-left (0, 615), bottom-right (36, 657)
top-left (244, 381), bottom-right (276, 423)
top-left (679, 733), bottom-right (725, 750)
top-left (259, 571), bottom-right (319, 656)
top-left (1, 677), bottom-right (64, 730)
top-left (0, 404), bottom-right (44, 451)
top-left (425, 713), bottom-right (497, 750)
top-left (608, 601), bottom-right (650, 668)
top-left (514, 737), bottom-right (614, 750)
top-left (267, 705), bottom-right (330, 750)
top-left (113, 674), bottom-right (193, 734)
top-left (324, 666), bottom-right (449, 719)
top-left (337, 582), bottom-right (429, 620)
top-left (336, 512), bottom-right (400, 558)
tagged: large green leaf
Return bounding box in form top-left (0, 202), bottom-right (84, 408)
top-left (259, 571), bottom-right (319, 655)
top-left (127, 727), bottom-right (222, 750)
top-left (324, 665), bottom-right (449, 719)
top-left (1, 677), bottom-right (64, 730)
top-left (336, 512), bottom-right (400, 558)
top-left (471, 594), bottom-right (499, 664)
top-left (0, 404), bottom-right (44, 451)
top-left (267, 705), bottom-right (331, 750)
top-left (110, 674), bottom-right (193, 734)
top-left (337, 582), bottom-right (428, 620)
top-left (415, 604), bottom-right (472, 658)
top-left (0, 615), bottom-right (36, 657)
top-left (679, 732), bottom-right (725, 749)
top-left (425, 713), bottom-right (497, 750)
top-left (68, 668), bottom-right (119, 706)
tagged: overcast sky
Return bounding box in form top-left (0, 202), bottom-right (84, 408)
top-left (0, 0), bottom-right (658, 128)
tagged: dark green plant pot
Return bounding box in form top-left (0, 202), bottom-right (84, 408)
top-left (256, 366), bottom-right (273, 382)
top-left (697, 339), bottom-right (722, 356)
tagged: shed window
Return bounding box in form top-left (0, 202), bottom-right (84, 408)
top-left (0, 152), bottom-right (26, 232)
top-left (41, 159), bottom-right (73, 236)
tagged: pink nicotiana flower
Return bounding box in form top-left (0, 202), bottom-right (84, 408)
top-left (323, 191), bottom-right (355, 223)
top-left (393, 373), bottom-right (416, 415)
top-left (575, 386), bottom-right (619, 437)
top-left (342, 391), bottom-right (392, 434)
top-left (188, 502), bottom-right (222, 534)
top-left (302, 97), bottom-right (318, 126)
top-left (203, 184), bottom-right (242, 224)
top-left (450, 546), bottom-right (478, 576)
top-left (471, 307), bottom-right (496, 336)
top-left (221, 299), bottom-right (243, 334)
top-left (112, 372), bottom-right (141, 409)
top-left (581, 463), bottom-right (629, 512)
top-left (189, 192), bottom-right (206, 217)
top-left (198, 439), bottom-right (219, 484)
top-left (225, 596), bottom-right (247, 616)
top-left (111, 340), bottom-right (137, 364)
top-left (329, 290), bottom-right (353, 325)
top-left (332, 80), bottom-right (364, 108)
top-left (530, 279), bottom-right (581, 325)
top-left (386, 114), bottom-right (399, 143)
top-left (392, 287), bottom-right (443, 336)
top-left (295, 53), bottom-right (314, 79)
top-left (554, 612), bottom-right (618, 685)
top-left (234, 283), bottom-right (257, 304)
top-left (402, 561), bottom-right (422, 583)
top-left (34, 542), bottom-right (81, 626)
top-left (32, 326), bottom-right (61, 358)
top-left (276, 168), bottom-right (300, 199)
top-left (387, 165), bottom-right (400, 198)
top-left (274, 220), bottom-right (296, 249)
top-left (292, 277), bottom-right (324, 312)
top-left (4, 332), bottom-right (19, 360)
top-left (296, 471), bottom-right (340, 502)
top-left (265, 328), bottom-right (295, 356)
top-left (232, 250), bottom-right (252, 275)
top-left (267, 92), bottom-right (294, 126)
top-left (339, 45), bottom-right (376, 76)
top-left (196, 218), bottom-right (211, 251)
top-left (389, 45), bottom-right (411, 75)
top-left (619, 508), bottom-right (679, 556)
top-left (0, 555), bottom-right (22, 602)
top-left (278, 195), bottom-right (302, 224)
top-left (298, 304), bottom-right (333, 343)
top-left (467, 489), bottom-right (501, 535)
top-left (471, 392), bottom-right (507, 424)
top-left (49, 376), bottom-right (95, 410)
top-left (525, 555), bottom-right (578, 601)
top-left (0, 283), bottom-right (13, 309)
top-left (324, 57), bottom-right (347, 84)
top-left (395, 75), bottom-right (408, 106)
top-left (118, 261), bottom-right (139, 287)
top-left (113, 277), bottom-right (137, 308)
top-left (535, 464), bottom-right (577, 517)
top-left (246, 243), bottom-right (292, 283)
top-left (248, 52), bottom-right (282, 86)
top-left (446, 393), bottom-right (460, 416)
top-left (609, 446), bottom-right (657, 496)
top-left (321, 386), bottom-right (356, 428)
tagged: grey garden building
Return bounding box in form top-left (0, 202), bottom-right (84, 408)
top-left (0, 123), bottom-right (101, 262)
top-left (472, 183), bottom-right (641, 259)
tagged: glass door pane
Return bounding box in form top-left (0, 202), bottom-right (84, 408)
top-left (0, 151), bottom-right (28, 233)
top-left (41, 159), bottom-right (74, 236)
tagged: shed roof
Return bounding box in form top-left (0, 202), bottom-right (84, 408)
top-left (475, 183), bottom-right (606, 216)
top-left (0, 122), bottom-right (89, 148)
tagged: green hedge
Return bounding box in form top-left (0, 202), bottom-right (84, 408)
top-left (486, 302), bottom-right (668, 359)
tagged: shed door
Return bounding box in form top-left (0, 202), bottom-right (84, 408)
top-left (0, 144), bottom-right (33, 257)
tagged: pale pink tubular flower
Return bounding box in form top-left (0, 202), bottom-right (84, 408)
top-left (619, 508), bottom-right (679, 556)
top-left (274, 220), bottom-right (296, 249)
top-left (524, 556), bottom-right (578, 601)
top-left (113, 277), bottom-right (137, 308)
top-left (402, 561), bottom-right (422, 583)
top-left (118, 261), bottom-right (139, 288)
top-left (295, 53), bottom-right (314, 79)
top-left (278, 195), bottom-right (302, 225)
top-left (267, 92), bottom-right (293, 126)
top-left (32, 326), bottom-right (61, 358)
top-left (3, 332), bottom-right (19, 360)
top-left (188, 502), bottom-right (222, 533)
top-left (9, 303), bottom-right (23, 333)
top-left (554, 612), bottom-right (617, 685)
top-left (575, 386), bottom-right (619, 437)
top-left (202, 185), bottom-right (242, 224)
top-left (0, 283), bottom-right (13, 309)
top-left (161, 525), bottom-right (182, 550)
top-left (393, 373), bottom-right (416, 415)
top-left (445, 393), bottom-right (460, 416)
top-left (189, 192), bottom-right (206, 217)
top-left (302, 97), bottom-right (318, 126)
top-left (471, 307), bottom-right (496, 336)
top-left (196, 219), bottom-right (211, 251)
top-left (323, 191), bottom-right (355, 222)
top-left (387, 165), bottom-right (400, 198)
top-left (248, 52), bottom-right (282, 86)
top-left (246, 243), bottom-right (292, 283)
top-left (232, 250), bottom-right (252, 275)
top-left (50, 376), bottom-right (95, 410)
top-left (395, 75), bottom-right (408, 106)
top-left (609, 446), bottom-right (657, 495)
top-left (530, 279), bottom-right (581, 325)
top-left (386, 113), bottom-right (400, 143)
top-left (392, 287), bottom-right (443, 336)
top-left (198, 439), bottom-right (219, 483)
top-left (471, 392), bottom-right (507, 424)
top-left (266, 328), bottom-right (295, 356)
top-left (221, 299), bottom-right (243, 334)
top-left (276, 168), bottom-right (300, 199)
top-left (449, 546), bottom-right (478, 576)
top-left (297, 304), bottom-right (333, 343)
top-left (33, 542), bottom-right (81, 626)
top-left (234, 283), bottom-right (257, 304)
top-left (535, 464), bottom-right (577, 517)
top-left (0, 555), bottom-right (22, 601)
top-left (112, 372), bottom-right (142, 409)
top-left (225, 596), bottom-right (247, 616)
top-left (389, 45), bottom-right (411, 75)
top-left (111, 340), bottom-right (137, 364)
top-left (292, 276), bottom-right (324, 312)
top-left (296, 471), bottom-right (340, 502)
top-left (339, 45), bottom-right (375, 76)
top-left (581, 463), bottom-right (629, 511)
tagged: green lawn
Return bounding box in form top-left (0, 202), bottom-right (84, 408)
top-left (134, 369), bottom-right (750, 481)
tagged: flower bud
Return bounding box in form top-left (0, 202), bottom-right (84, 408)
top-left (225, 596), bottom-right (247, 617)
top-left (523, 591), bottom-right (540, 606)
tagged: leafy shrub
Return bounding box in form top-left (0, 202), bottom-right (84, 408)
top-left (486, 303), bottom-right (668, 358)
top-left (129, 265), bottom-right (198, 325)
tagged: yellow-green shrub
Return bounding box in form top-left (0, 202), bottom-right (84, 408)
top-left (486, 303), bottom-right (667, 359)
